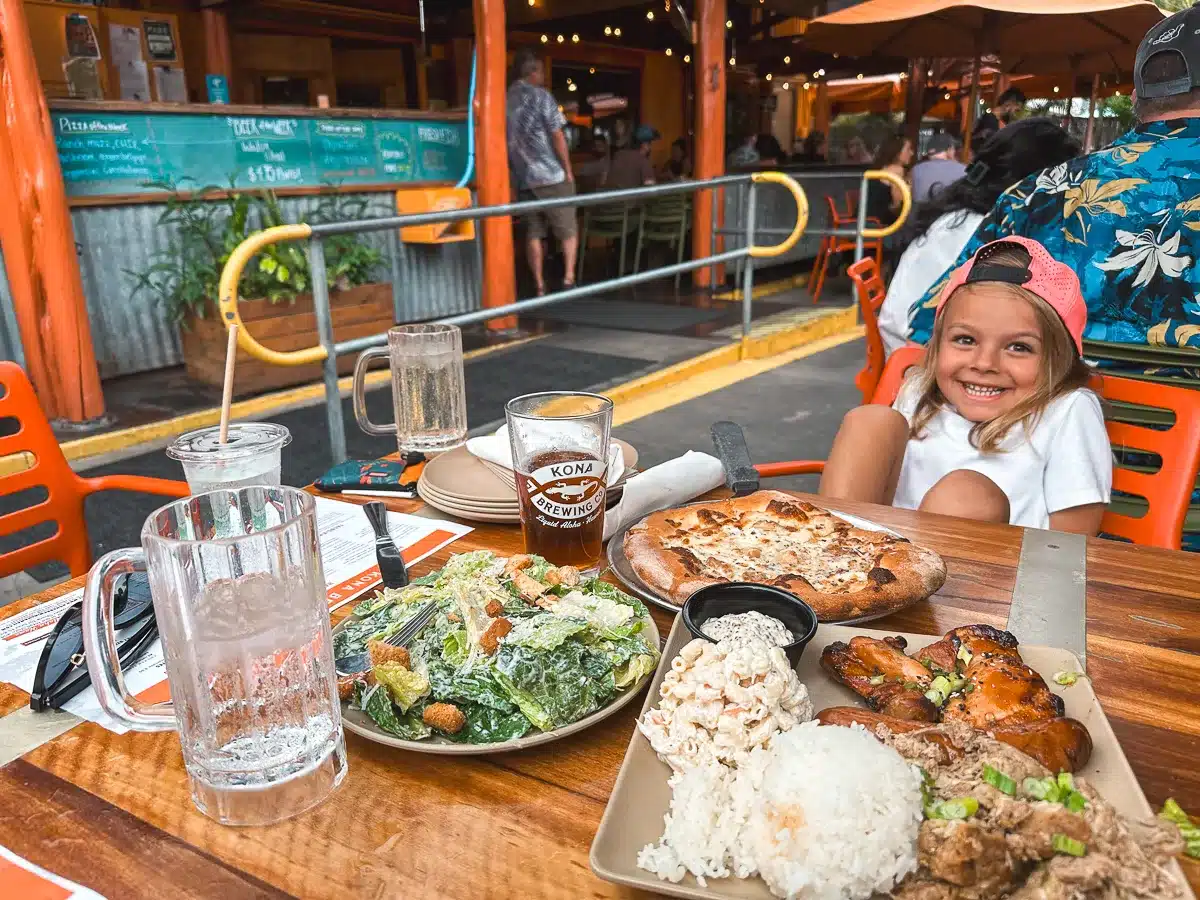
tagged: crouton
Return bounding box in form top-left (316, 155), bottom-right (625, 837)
top-left (367, 639), bottom-right (410, 670)
top-left (512, 570), bottom-right (548, 601)
top-left (484, 598), bottom-right (505, 618)
top-left (447, 612), bottom-right (461, 623)
top-left (479, 617), bottom-right (513, 655)
top-left (503, 554), bottom-right (533, 578)
top-left (336, 674), bottom-right (362, 702)
top-left (422, 702), bottom-right (466, 735)
top-left (542, 565), bottom-right (581, 587)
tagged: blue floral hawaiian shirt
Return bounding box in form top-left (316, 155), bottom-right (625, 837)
top-left (909, 118), bottom-right (1200, 350)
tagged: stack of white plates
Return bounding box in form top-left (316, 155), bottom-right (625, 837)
top-left (417, 441), bottom-right (639, 524)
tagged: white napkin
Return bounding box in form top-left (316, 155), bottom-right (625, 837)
top-left (467, 425), bottom-right (623, 487)
top-left (603, 451), bottom-right (726, 540)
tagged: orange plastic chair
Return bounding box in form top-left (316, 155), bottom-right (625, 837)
top-left (848, 256), bottom-right (888, 403)
top-left (754, 347), bottom-right (1200, 551)
top-left (809, 196), bottom-right (883, 304)
top-left (0, 362), bottom-right (189, 579)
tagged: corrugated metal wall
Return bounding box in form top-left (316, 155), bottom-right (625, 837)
top-left (0, 189), bottom-right (482, 378)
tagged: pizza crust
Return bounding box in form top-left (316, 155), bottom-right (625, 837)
top-left (622, 491), bottom-right (946, 621)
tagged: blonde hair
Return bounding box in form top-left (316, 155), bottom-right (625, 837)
top-left (909, 244), bottom-right (1093, 453)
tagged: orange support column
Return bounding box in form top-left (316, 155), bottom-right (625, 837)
top-left (0, 0), bottom-right (104, 422)
top-left (472, 0), bottom-right (517, 330)
top-left (691, 0), bottom-right (727, 288)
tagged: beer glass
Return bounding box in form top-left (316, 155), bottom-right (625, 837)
top-left (352, 324), bottom-right (468, 453)
top-left (82, 487), bottom-right (347, 826)
top-left (506, 392), bottom-right (613, 569)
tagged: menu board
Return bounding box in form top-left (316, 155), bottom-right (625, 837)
top-left (53, 110), bottom-right (469, 197)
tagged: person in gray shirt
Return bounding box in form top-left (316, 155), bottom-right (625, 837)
top-left (910, 134), bottom-right (967, 203)
top-left (507, 49), bottom-right (577, 294)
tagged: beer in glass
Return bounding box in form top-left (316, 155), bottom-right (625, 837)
top-left (505, 392), bottom-right (613, 569)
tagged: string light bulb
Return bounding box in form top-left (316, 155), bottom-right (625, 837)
top-left (683, 54), bottom-right (691, 63)
top-left (944, 92), bottom-right (951, 100)
top-left (556, 34), bottom-right (564, 43)
top-left (665, 48), bottom-right (672, 56)
top-left (803, 82), bottom-right (810, 90)
top-left (528, 0), bottom-right (535, 6)
top-left (589, 67), bottom-right (596, 74)
top-left (568, 83), bottom-right (577, 92)
top-left (647, 10), bottom-right (655, 20)
top-left (540, 34), bottom-right (548, 43)
top-left (614, 27), bottom-right (622, 36)
top-left (730, 56), bottom-right (736, 66)
top-left (726, 20), bottom-right (733, 28)
top-left (765, 73), bottom-right (772, 81)
top-left (784, 55), bottom-right (791, 64)
top-left (857, 73), bottom-right (864, 79)
top-left (783, 82), bottom-right (790, 90)
top-left (1053, 85), bottom-right (1060, 93)
top-left (604, 26), bottom-right (612, 35)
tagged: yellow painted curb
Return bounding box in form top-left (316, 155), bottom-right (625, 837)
top-left (60, 334), bottom-right (547, 463)
top-left (603, 305), bottom-right (859, 408)
top-left (713, 272), bottom-right (809, 302)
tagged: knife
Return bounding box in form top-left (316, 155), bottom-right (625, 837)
top-left (710, 421), bottom-right (760, 497)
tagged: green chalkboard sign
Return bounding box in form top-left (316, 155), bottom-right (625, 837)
top-left (52, 110), bottom-right (469, 197)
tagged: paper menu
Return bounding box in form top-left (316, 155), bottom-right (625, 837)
top-left (0, 844), bottom-right (107, 899)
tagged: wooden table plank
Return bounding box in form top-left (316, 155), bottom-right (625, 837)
top-left (3, 490), bottom-right (1200, 897)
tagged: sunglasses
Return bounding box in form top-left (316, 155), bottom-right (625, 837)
top-left (30, 573), bottom-right (158, 712)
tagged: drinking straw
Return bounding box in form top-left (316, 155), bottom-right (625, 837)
top-left (219, 323), bottom-right (238, 444)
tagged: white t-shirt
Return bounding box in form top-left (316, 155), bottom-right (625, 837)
top-left (878, 211), bottom-right (984, 357)
top-left (892, 382), bottom-right (1113, 530)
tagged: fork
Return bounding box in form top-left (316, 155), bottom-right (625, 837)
top-left (334, 599), bottom-right (437, 676)
top-left (364, 501), bottom-right (409, 589)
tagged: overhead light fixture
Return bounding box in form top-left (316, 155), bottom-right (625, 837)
top-left (528, 0), bottom-right (535, 5)
top-left (540, 34), bottom-right (548, 43)
top-left (647, 10), bottom-right (655, 20)
top-left (604, 26), bottom-right (612, 35)
top-left (572, 33), bottom-right (579, 42)
top-left (783, 55), bottom-right (791, 64)
top-left (665, 48), bottom-right (672, 55)
top-left (683, 54), bottom-right (691, 63)
top-left (833, 53), bottom-right (839, 58)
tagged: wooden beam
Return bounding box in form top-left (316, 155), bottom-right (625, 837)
top-left (692, 0), bottom-right (726, 289)
top-left (202, 7), bottom-right (233, 81)
top-left (0, 0), bottom-right (104, 421)
top-left (473, 0), bottom-right (516, 329)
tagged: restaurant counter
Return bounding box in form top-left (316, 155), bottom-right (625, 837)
top-left (0, 102), bottom-right (479, 378)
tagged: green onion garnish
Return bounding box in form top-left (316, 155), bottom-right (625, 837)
top-left (869, 674), bottom-right (886, 685)
top-left (1160, 798), bottom-right (1200, 859)
top-left (982, 764), bottom-right (1017, 796)
top-left (1065, 791), bottom-right (1088, 813)
top-left (1052, 670), bottom-right (1089, 686)
top-left (1023, 776), bottom-right (1055, 801)
top-left (925, 797), bottom-right (979, 820)
top-left (957, 645), bottom-right (973, 668)
top-left (1057, 772), bottom-right (1076, 793)
top-left (1052, 833), bottom-right (1087, 857)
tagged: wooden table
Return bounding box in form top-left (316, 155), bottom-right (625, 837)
top-left (0, 492), bottom-right (1197, 899)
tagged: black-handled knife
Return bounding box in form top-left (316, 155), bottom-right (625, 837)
top-left (364, 501), bottom-right (409, 589)
top-left (710, 421), bottom-right (760, 497)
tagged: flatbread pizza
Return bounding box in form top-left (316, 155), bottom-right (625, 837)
top-left (622, 490), bottom-right (946, 620)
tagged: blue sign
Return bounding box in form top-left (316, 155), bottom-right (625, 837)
top-left (206, 74), bottom-right (230, 105)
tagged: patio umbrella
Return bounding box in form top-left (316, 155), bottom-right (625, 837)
top-left (802, 0), bottom-right (1164, 77)
top-left (802, 0), bottom-right (1163, 153)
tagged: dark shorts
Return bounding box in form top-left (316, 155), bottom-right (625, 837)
top-left (520, 180), bottom-right (578, 241)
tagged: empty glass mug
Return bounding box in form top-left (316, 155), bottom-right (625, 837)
top-left (352, 324), bottom-right (468, 453)
top-left (82, 486), bottom-right (347, 826)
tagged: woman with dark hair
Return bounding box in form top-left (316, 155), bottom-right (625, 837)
top-left (877, 118), bottom-right (1081, 356)
top-left (755, 133), bottom-right (784, 166)
top-left (866, 133), bottom-right (915, 225)
top-left (662, 137), bottom-right (691, 180)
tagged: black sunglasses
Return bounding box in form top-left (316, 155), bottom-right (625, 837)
top-left (30, 573), bottom-right (158, 712)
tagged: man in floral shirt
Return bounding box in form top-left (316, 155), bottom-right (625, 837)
top-left (910, 7), bottom-right (1200, 350)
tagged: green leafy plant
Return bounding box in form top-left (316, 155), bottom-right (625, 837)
top-left (127, 179), bottom-right (383, 326)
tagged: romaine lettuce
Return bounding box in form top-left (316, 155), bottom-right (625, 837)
top-left (363, 684), bottom-right (431, 740)
top-left (549, 591), bottom-right (635, 634)
top-left (374, 663), bottom-right (430, 712)
top-left (444, 702), bottom-right (532, 744)
top-left (494, 640), bottom-right (616, 729)
top-left (580, 576), bottom-right (648, 617)
top-left (505, 614), bottom-right (589, 651)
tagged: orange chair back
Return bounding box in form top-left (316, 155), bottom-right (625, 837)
top-left (0, 362), bottom-right (93, 577)
top-left (824, 195), bottom-right (847, 227)
top-left (848, 257), bottom-right (888, 403)
top-left (1097, 375), bottom-right (1200, 551)
top-left (867, 348), bottom-right (1200, 549)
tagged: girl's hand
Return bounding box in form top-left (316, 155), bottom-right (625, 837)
top-left (1047, 503), bottom-right (1106, 536)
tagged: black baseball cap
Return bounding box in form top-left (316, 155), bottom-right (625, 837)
top-left (926, 133), bottom-right (960, 155)
top-left (1135, 6), bottom-right (1200, 101)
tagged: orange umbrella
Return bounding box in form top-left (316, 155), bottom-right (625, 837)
top-left (804, 0), bottom-right (1164, 77)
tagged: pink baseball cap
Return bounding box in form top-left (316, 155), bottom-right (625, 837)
top-left (937, 236), bottom-right (1087, 354)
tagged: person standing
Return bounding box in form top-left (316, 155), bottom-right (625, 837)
top-left (506, 49), bottom-right (577, 294)
top-left (910, 133), bottom-right (966, 203)
top-left (972, 87), bottom-right (1026, 145)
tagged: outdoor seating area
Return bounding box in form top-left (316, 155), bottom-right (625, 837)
top-left (3, 0), bottom-right (1200, 898)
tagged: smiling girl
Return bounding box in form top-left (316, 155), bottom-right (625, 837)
top-left (820, 237), bottom-right (1113, 534)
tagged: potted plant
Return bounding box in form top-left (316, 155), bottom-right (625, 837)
top-left (129, 182), bottom-right (394, 393)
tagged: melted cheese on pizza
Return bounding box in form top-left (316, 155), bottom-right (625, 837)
top-left (662, 511), bottom-right (888, 594)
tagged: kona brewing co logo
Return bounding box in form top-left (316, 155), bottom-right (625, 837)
top-left (1152, 23), bottom-right (1186, 45)
top-left (523, 459), bottom-right (606, 523)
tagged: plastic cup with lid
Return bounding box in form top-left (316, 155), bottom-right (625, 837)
top-left (166, 423), bottom-right (292, 493)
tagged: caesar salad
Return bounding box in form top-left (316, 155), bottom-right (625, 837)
top-left (334, 550), bottom-right (661, 745)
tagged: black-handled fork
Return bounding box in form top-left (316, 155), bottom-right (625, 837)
top-left (364, 501), bottom-right (409, 589)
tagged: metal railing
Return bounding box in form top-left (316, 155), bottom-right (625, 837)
top-left (218, 171), bottom-right (815, 463)
top-left (218, 168), bottom-right (910, 465)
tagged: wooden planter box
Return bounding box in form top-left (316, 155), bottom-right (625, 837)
top-left (181, 283), bottom-right (394, 394)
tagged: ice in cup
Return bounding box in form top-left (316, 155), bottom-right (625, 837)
top-left (166, 423), bottom-right (291, 494)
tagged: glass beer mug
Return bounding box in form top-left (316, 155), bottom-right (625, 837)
top-left (352, 324), bottom-right (468, 453)
top-left (82, 487), bottom-right (347, 826)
